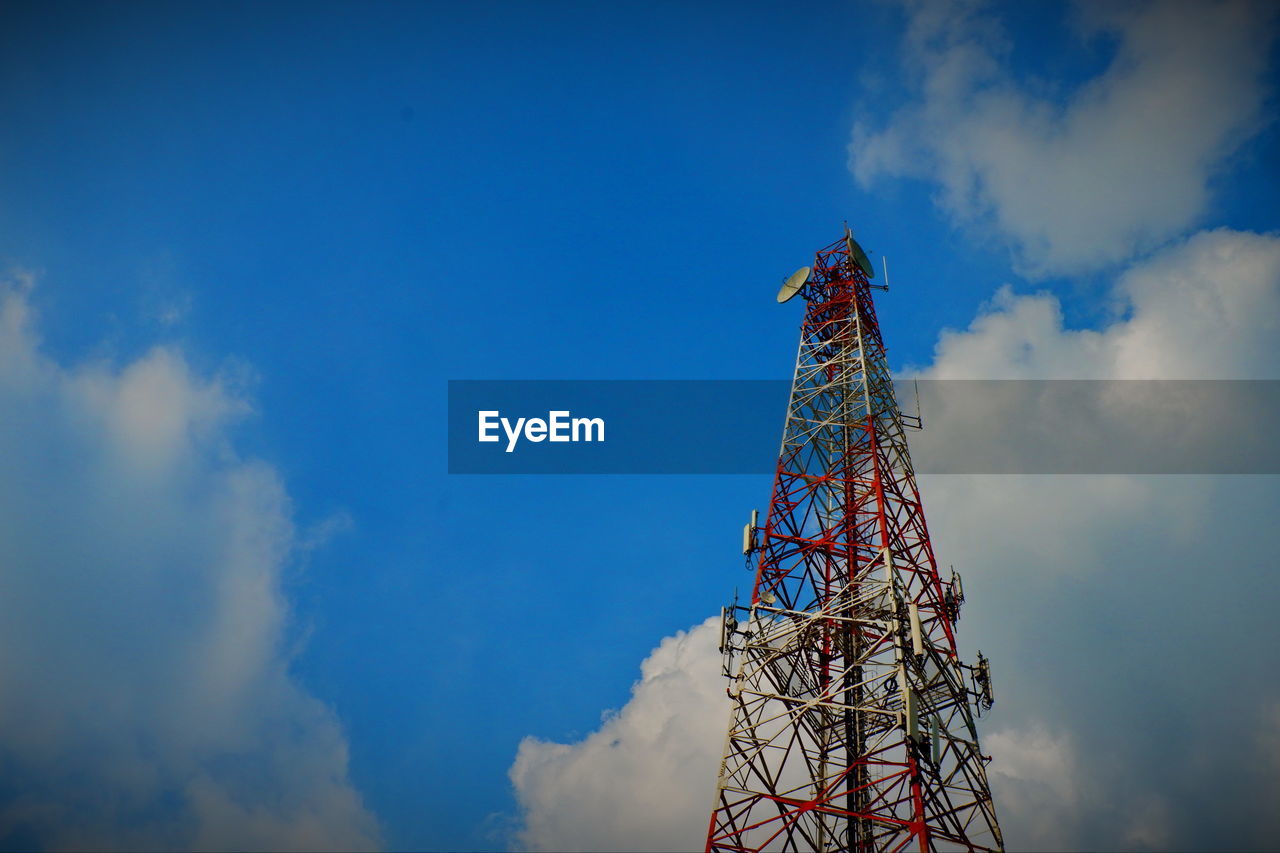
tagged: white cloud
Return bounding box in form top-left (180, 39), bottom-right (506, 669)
top-left (508, 617), bottom-right (724, 852)
top-left (985, 725), bottom-right (1083, 849)
top-left (850, 0), bottom-right (1278, 276)
top-left (920, 228), bottom-right (1280, 378)
top-left (898, 229), bottom-right (1280, 476)
top-left (908, 229), bottom-right (1280, 848)
top-left (0, 275), bottom-right (380, 850)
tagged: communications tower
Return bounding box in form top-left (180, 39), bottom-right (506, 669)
top-left (707, 228), bottom-right (1003, 852)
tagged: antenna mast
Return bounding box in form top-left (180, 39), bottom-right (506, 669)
top-left (707, 229), bottom-right (1003, 852)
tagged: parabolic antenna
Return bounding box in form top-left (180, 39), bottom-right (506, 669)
top-left (776, 266), bottom-right (811, 303)
top-left (844, 225), bottom-right (875, 279)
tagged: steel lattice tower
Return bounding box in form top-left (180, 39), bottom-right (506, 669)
top-left (707, 229), bottom-right (1003, 853)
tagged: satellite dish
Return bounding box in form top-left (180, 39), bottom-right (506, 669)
top-left (776, 266), bottom-right (810, 303)
top-left (844, 225), bottom-right (875, 279)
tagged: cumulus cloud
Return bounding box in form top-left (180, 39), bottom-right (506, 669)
top-left (895, 230), bottom-right (1280, 476)
top-left (903, 229), bottom-right (1280, 849)
top-left (508, 618), bottom-right (724, 852)
top-left (0, 275), bottom-right (380, 850)
top-left (985, 725), bottom-right (1083, 849)
top-left (850, 0), bottom-right (1278, 276)
top-left (919, 228), bottom-right (1280, 379)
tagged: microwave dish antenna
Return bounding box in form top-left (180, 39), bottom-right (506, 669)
top-left (776, 266), bottom-right (811, 303)
top-left (844, 224), bottom-right (875, 279)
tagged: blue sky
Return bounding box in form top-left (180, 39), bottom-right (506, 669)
top-left (1, 1), bottom-right (1278, 851)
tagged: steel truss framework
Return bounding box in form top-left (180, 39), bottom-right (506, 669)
top-left (707, 233), bottom-right (1003, 853)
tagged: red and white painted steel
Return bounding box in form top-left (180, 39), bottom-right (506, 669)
top-left (707, 231), bottom-right (1003, 852)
